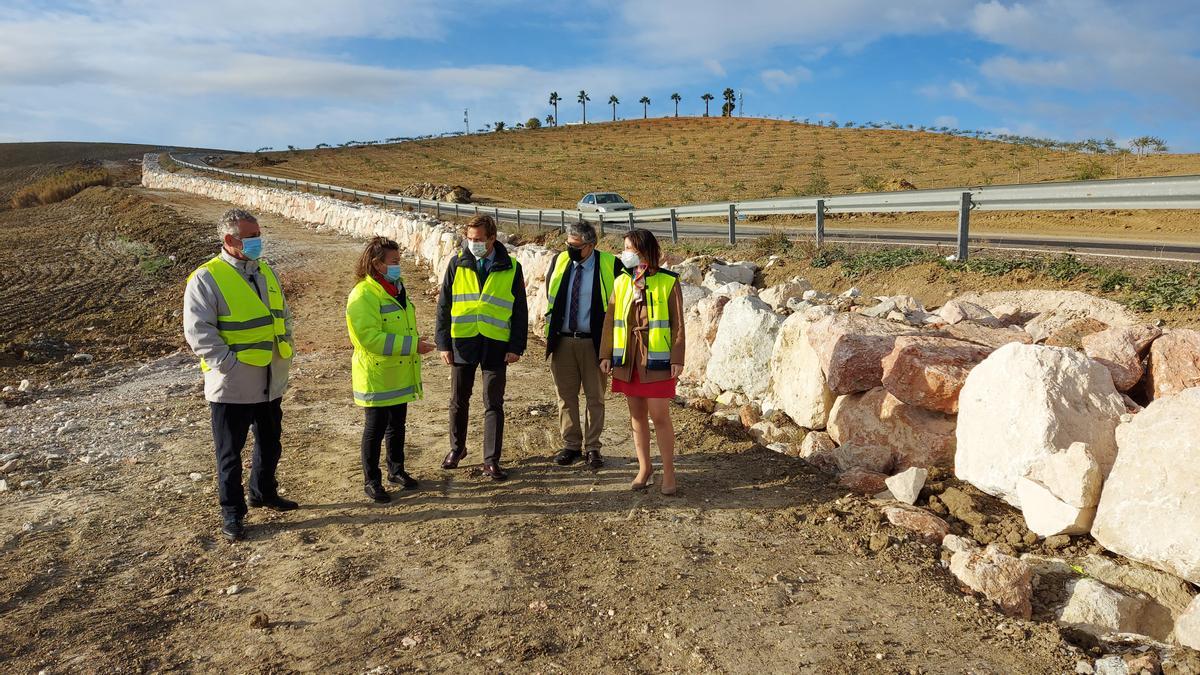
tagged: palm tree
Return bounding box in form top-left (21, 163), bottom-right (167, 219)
top-left (548, 92), bottom-right (561, 126)
top-left (721, 88), bottom-right (735, 117)
top-left (701, 93), bottom-right (714, 117)
top-left (494, 121), bottom-right (506, 132)
top-left (545, 114), bottom-right (554, 127)
top-left (608, 94), bottom-right (619, 121)
top-left (578, 90), bottom-right (590, 124)
top-left (670, 92), bottom-right (681, 117)
top-left (639, 96), bottom-right (651, 119)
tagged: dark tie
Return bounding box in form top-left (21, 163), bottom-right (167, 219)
top-left (568, 262), bottom-right (583, 332)
top-left (477, 258), bottom-right (487, 283)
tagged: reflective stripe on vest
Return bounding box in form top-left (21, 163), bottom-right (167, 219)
top-left (347, 276), bottom-right (423, 407)
top-left (544, 250), bottom-right (617, 337)
top-left (611, 272), bottom-right (676, 370)
top-left (193, 256), bottom-right (291, 371)
top-left (449, 252), bottom-right (519, 342)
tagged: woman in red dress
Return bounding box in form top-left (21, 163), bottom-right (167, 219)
top-left (600, 229), bottom-right (686, 495)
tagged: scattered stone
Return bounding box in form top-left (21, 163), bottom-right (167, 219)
top-left (1081, 554), bottom-right (1196, 643)
top-left (0, 479), bottom-right (7, 492)
top-left (808, 314), bottom-right (914, 395)
top-left (802, 289), bottom-right (832, 303)
top-left (738, 403), bottom-right (762, 428)
top-left (869, 532), bottom-right (892, 553)
top-left (942, 534), bottom-right (978, 556)
top-left (936, 300), bottom-right (1000, 326)
top-left (828, 387), bottom-right (956, 471)
top-left (841, 287), bottom-right (862, 299)
top-left (705, 297), bottom-right (784, 400)
top-left (249, 611), bottom-right (270, 629)
top-left (226, 584), bottom-right (241, 595)
top-left (759, 278), bottom-right (812, 311)
top-left (189, 472), bottom-right (203, 482)
top-left (1081, 325), bottom-right (1162, 392)
top-left (935, 322), bottom-right (1033, 350)
top-left (955, 343), bottom-right (1125, 506)
top-left (1142, 329), bottom-right (1200, 400)
top-left (882, 505), bottom-right (950, 544)
top-left (880, 336), bottom-right (992, 414)
top-left (763, 314), bottom-right (836, 429)
top-left (17, 379), bottom-right (31, 392)
top-left (884, 467), bottom-right (928, 505)
top-left (949, 543), bottom-right (1035, 619)
top-left (838, 468), bottom-right (889, 495)
top-left (71, 353), bottom-right (93, 363)
top-left (56, 420), bottom-right (79, 435)
top-left (1092, 387), bottom-right (1200, 584)
top-left (797, 431), bottom-right (838, 474)
top-left (1059, 578), bottom-right (1150, 637)
top-left (1092, 656), bottom-right (1126, 675)
top-left (1044, 317), bottom-right (1111, 350)
top-left (704, 261), bottom-right (757, 287)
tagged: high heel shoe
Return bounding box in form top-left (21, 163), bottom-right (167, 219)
top-left (631, 467), bottom-right (656, 490)
top-left (659, 480), bottom-right (677, 497)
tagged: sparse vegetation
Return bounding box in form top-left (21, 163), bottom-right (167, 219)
top-left (11, 167), bottom-right (114, 208)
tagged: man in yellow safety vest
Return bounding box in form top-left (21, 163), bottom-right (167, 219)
top-left (435, 214), bottom-right (529, 480)
top-left (183, 209), bottom-right (297, 542)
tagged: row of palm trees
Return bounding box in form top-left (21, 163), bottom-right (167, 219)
top-left (546, 89), bottom-right (737, 126)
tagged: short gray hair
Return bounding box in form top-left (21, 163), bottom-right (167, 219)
top-left (566, 219), bottom-right (597, 245)
top-left (217, 208), bottom-right (257, 240)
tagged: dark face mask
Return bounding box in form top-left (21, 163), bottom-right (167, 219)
top-left (566, 245), bottom-right (585, 262)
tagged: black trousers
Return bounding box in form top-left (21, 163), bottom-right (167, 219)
top-left (449, 362), bottom-right (507, 464)
top-left (210, 399), bottom-right (283, 521)
top-left (361, 403), bottom-right (408, 485)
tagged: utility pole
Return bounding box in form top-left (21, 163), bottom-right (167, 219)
top-left (738, 91), bottom-right (743, 116)
top-left (464, 109), bottom-right (470, 135)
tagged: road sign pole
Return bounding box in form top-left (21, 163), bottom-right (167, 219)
top-left (957, 192), bottom-right (971, 262)
top-left (815, 199), bottom-right (825, 248)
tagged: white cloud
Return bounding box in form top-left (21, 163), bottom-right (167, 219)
top-left (760, 67), bottom-right (813, 92)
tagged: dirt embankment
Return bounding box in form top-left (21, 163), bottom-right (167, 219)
top-left (0, 182), bottom-right (1102, 673)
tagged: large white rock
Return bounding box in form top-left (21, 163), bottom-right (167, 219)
top-left (1058, 578), bottom-right (1150, 637)
top-left (936, 299), bottom-right (999, 326)
top-left (705, 296), bottom-right (784, 400)
top-left (1177, 595), bottom-right (1200, 651)
top-left (955, 343), bottom-right (1126, 507)
top-left (885, 467), bottom-right (928, 505)
top-left (952, 290), bottom-right (1139, 332)
top-left (681, 295), bottom-right (729, 384)
top-left (707, 281), bottom-right (758, 299)
top-left (1016, 476), bottom-right (1096, 537)
top-left (1027, 441), bottom-right (1103, 509)
top-left (671, 262), bottom-right (704, 286)
top-left (680, 284), bottom-right (712, 314)
top-left (705, 261), bottom-right (757, 286)
top-left (1092, 387), bottom-right (1200, 584)
top-left (759, 278), bottom-right (812, 311)
top-left (763, 314), bottom-right (835, 429)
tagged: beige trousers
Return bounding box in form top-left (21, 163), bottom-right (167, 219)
top-left (550, 337), bottom-right (606, 452)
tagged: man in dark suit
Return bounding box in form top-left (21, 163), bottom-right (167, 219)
top-left (544, 220), bottom-right (625, 469)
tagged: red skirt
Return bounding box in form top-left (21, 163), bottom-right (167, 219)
top-left (612, 367), bottom-right (677, 399)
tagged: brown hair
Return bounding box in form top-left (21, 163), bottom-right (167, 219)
top-left (465, 214), bottom-right (497, 238)
top-left (624, 228), bottom-right (662, 270)
top-left (355, 236), bottom-right (400, 280)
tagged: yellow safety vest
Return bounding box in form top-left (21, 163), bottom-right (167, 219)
top-left (450, 251), bottom-right (519, 343)
top-left (611, 271), bottom-right (677, 370)
top-left (191, 256), bottom-right (292, 371)
top-left (544, 250), bottom-right (617, 337)
top-left (346, 277), bottom-right (422, 407)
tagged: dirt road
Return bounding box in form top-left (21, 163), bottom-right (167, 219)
top-left (0, 186), bottom-right (1082, 673)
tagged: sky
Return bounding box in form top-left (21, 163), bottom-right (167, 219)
top-left (1, 0), bottom-right (1198, 152)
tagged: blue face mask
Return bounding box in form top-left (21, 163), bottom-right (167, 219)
top-left (239, 236), bottom-right (263, 260)
top-left (384, 264), bottom-right (402, 282)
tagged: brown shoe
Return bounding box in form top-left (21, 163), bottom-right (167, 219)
top-left (442, 448), bottom-right (466, 469)
top-left (481, 462), bottom-right (509, 481)
top-left (631, 467), bottom-right (655, 490)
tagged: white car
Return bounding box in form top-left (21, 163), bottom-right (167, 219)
top-left (577, 192), bottom-right (634, 213)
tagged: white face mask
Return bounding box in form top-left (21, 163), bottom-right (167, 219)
top-left (467, 240), bottom-right (489, 258)
top-left (620, 250), bottom-right (641, 269)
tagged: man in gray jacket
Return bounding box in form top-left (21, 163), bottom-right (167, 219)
top-left (183, 209), bottom-right (297, 542)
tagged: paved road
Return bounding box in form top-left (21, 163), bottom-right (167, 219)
top-left (171, 153), bottom-right (1200, 263)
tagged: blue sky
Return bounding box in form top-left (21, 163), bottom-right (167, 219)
top-left (2, 0), bottom-right (1198, 151)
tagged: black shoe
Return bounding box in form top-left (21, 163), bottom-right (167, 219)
top-left (481, 462), bottom-right (509, 481)
top-left (365, 483), bottom-right (391, 503)
top-left (585, 450), bottom-right (604, 469)
top-left (442, 448), bottom-right (467, 469)
top-left (555, 448), bottom-right (583, 466)
top-left (248, 495), bottom-right (299, 511)
top-left (222, 519), bottom-right (245, 542)
top-left (387, 470), bottom-right (419, 490)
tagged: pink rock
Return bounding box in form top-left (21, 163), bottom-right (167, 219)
top-left (1043, 317), bottom-right (1110, 350)
top-left (828, 387), bottom-right (957, 471)
top-left (1142, 329), bottom-right (1200, 400)
top-left (807, 314), bottom-right (914, 395)
top-left (798, 431), bottom-right (838, 474)
top-left (883, 505), bottom-right (951, 544)
top-left (1081, 324), bottom-right (1162, 392)
top-left (838, 467), bottom-right (889, 495)
top-left (881, 336), bottom-right (993, 414)
top-left (949, 544), bottom-right (1035, 619)
top-left (935, 322), bottom-right (1032, 350)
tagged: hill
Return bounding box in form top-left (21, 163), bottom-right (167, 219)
top-left (214, 117), bottom-right (1200, 212)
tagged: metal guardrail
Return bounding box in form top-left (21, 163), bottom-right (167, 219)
top-left (169, 154), bottom-right (1200, 261)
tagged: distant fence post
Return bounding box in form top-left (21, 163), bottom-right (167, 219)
top-left (516, 210), bottom-right (522, 228)
top-left (538, 210), bottom-right (543, 228)
top-left (559, 211), bottom-right (566, 232)
top-left (670, 208), bottom-right (678, 243)
top-left (435, 201), bottom-right (441, 219)
top-left (454, 203), bottom-right (460, 218)
top-left (815, 199), bottom-right (825, 248)
top-left (727, 204), bottom-right (736, 245)
top-left (598, 213), bottom-right (605, 237)
top-left (416, 198), bottom-right (422, 214)
top-left (627, 211), bottom-right (635, 232)
top-left (957, 192), bottom-right (971, 262)
top-left (494, 207), bottom-right (501, 223)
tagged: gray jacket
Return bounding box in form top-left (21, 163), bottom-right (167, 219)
top-left (183, 250), bottom-right (293, 404)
